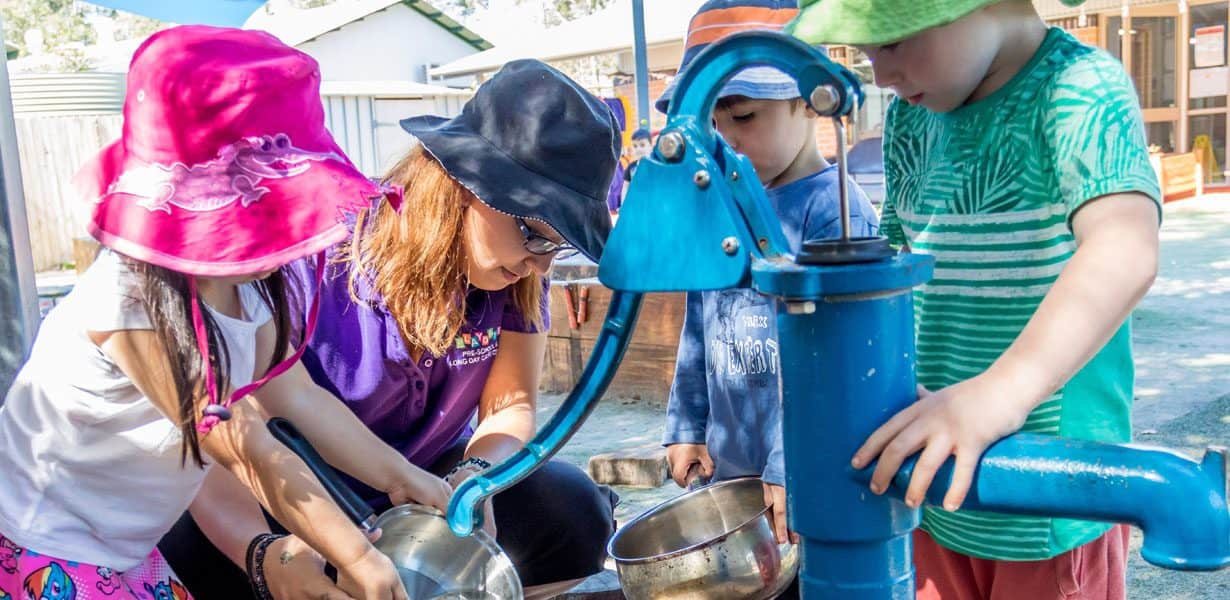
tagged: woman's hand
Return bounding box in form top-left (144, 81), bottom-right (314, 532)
top-left (386, 463), bottom-right (452, 513)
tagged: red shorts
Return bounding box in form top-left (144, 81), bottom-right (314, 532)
top-left (913, 525), bottom-right (1130, 600)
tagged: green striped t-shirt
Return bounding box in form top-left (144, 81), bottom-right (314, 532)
top-left (880, 28), bottom-right (1161, 561)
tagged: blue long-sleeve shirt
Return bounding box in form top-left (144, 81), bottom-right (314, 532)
top-left (664, 165), bottom-right (879, 485)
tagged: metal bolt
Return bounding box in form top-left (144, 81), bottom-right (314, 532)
top-left (809, 85), bottom-right (840, 116)
top-left (721, 237), bottom-right (739, 255)
top-left (693, 170), bottom-right (711, 189)
top-left (1212, 446), bottom-right (1230, 504)
top-left (657, 131), bottom-right (686, 162)
top-left (785, 301), bottom-right (816, 315)
top-left (731, 171), bottom-right (739, 181)
top-left (758, 238), bottom-right (769, 251)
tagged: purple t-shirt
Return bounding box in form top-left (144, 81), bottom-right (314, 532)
top-left (289, 252), bottom-right (549, 486)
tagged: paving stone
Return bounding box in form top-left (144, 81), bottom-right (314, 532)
top-left (550, 569), bottom-right (625, 599)
top-left (587, 447), bottom-right (668, 488)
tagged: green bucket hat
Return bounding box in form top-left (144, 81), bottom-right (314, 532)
top-left (788, 0), bottom-right (1086, 46)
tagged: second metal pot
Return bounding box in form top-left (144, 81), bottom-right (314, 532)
top-left (608, 477), bottom-right (798, 599)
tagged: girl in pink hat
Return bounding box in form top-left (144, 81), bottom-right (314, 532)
top-left (0, 26), bottom-right (449, 600)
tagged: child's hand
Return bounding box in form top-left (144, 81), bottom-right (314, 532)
top-left (666, 443), bottom-right (714, 488)
top-left (264, 535), bottom-right (356, 600)
top-left (336, 544), bottom-right (407, 600)
top-left (761, 482), bottom-right (798, 545)
top-left (851, 375), bottom-right (1033, 511)
top-left (385, 464), bottom-right (452, 514)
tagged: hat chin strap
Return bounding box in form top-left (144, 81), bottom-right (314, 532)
top-left (192, 251), bottom-right (327, 434)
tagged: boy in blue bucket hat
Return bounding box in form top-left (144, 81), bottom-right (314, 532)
top-left (657, 2), bottom-right (878, 587)
top-left (792, 1), bottom-right (1161, 599)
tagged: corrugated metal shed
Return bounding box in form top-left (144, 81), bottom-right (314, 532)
top-left (320, 81), bottom-right (471, 177)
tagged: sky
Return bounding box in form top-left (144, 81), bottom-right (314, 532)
top-left (454, 0), bottom-right (566, 47)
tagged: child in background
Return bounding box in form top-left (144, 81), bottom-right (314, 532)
top-left (624, 128), bottom-right (654, 184)
top-left (615, 128), bottom-right (655, 218)
top-left (792, 1), bottom-right (1161, 598)
top-left (658, 0), bottom-right (878, 580)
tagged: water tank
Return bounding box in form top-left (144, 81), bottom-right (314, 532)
top-left (8, 72), bottom-right (126, 116)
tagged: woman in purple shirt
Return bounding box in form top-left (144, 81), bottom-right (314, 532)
top-left (160, 60), bottom-right (622, 600)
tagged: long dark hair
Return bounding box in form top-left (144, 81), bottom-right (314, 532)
top-left (129, 258), bottom-right (296, 468)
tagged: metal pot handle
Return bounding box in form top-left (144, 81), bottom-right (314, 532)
top-left (267, 417), bottom-right (378, 532)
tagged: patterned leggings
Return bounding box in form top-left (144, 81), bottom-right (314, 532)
top-left (0, 532), bottom-right (193, 600)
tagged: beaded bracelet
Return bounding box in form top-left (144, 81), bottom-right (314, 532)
top-left (245, 532), bottom-right (284, 600)
top-left (444, 456), bottom-right (493, 485)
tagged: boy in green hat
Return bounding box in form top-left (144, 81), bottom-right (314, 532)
top-left (792, 1), bottom-right (1161, 599)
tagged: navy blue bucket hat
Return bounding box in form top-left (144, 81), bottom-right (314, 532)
top-left (400, 59), bottom-right (621, 262)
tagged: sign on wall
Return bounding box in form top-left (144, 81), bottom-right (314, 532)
top-left (1190, 65), bottom-right (1230, 98)
top-left (1194, 25), bottom-right (1226, 68)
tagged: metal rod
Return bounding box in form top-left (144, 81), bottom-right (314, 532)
top-left (631, 0), bottom-right (651, 131)
top-left (0, 13), bottom-right (40, 399)
top-left (833, 116), bottom-right (850, 242)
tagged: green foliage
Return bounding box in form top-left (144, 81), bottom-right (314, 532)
top-left (1, 0), bottom-right (95, 60)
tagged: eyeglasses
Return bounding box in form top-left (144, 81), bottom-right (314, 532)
top-left (517, 217), bottom-right (578, 259)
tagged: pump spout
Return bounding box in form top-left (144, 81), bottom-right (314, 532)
top-left (860, 434), bottom-right (1230, 571)
top-left (446, 291), bottom-right (644, 535)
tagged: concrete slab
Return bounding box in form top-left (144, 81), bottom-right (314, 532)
top-left (588, 447), bottom-right (668, 488)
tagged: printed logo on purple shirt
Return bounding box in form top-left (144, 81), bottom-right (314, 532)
top-left (448, 326), bottom-right (502, 368)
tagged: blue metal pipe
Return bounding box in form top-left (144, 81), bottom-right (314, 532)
top-left (759, 254), bottom-right (932, 599)
top-left (856, 435), bottom-right (1230, 571)
top-left (447, 290), bottom-right (643, 535)
top-left (755, 252), bottom-right (1230, 599)
top-left (631, 0), bottom-right (651, 131)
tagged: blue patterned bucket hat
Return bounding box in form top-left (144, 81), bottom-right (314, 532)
top-left (655, 0), bottom-right (806, 114)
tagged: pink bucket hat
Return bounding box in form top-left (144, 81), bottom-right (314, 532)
top-left (78, 25), bottom-right (390, 276)
top-left (75, 25), bottom-right (397, 431)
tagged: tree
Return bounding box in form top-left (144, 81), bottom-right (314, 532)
top-left (1, 0), bottom-right (95, 60)
top-left (441, 0), bottom-right (489, 19)
top-left (1, 1), bottom-right (172, 72)
top-left (439, 0), bottom-right (612, 25)
top-left (108, 10), bottom-right (167, 42)
top-left (546, 0), bottom-right (610, 24)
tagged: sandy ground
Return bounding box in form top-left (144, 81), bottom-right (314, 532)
top-left (30, 196), bottom-right (1229, 597)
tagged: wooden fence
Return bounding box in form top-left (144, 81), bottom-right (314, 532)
top-left (14, 114), bottom-right (122, 271)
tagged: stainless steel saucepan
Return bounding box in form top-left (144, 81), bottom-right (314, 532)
top-left (608, 477), bottom-right (797, 599)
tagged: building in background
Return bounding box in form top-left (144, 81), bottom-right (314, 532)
top-left (1038, 0), bottom-right (1230, 184)
top-left (248, 0), bottom-right (488, 176)
top-left (432, 0), bottom-right (890, 168)
top-left (432, 0), bottom-right (702, 133)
